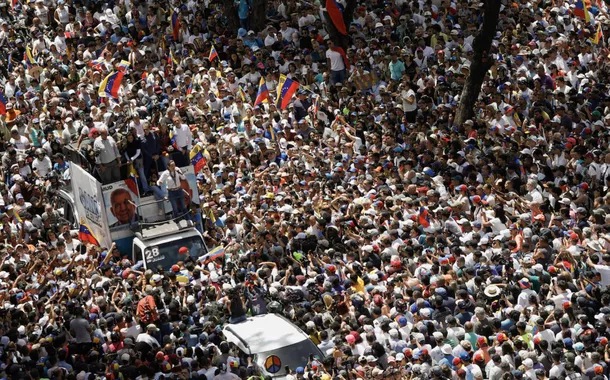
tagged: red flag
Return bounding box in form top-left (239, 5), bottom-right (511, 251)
top-left (326, 0), bottom-right (347, 35)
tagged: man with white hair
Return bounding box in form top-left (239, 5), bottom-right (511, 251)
top-left (526, 179), bottom-right (543, 204)
top-left (93, 126), bottom-right (121, 184)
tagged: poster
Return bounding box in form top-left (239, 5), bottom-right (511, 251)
top-left (102, 177), bottom-right (140, 231)
top-left (352, 72), bottom-right (378, 91)
top-left (71, 165), bottom-right (112, 248)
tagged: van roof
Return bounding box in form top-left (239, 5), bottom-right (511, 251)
top-left (223, 314), bottom-right (308, 353)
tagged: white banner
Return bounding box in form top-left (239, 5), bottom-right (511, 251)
top-left (71, 165), bottom-right (112, 248)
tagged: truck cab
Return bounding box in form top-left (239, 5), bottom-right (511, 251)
top-left (132, 219), bottom-right (208, 271)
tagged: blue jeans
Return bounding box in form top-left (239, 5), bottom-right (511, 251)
top-left (330, 69), bottom-right (346, 85)
top-left (136, 166), bottom-right (150, 193)
top-left (168, 189), bottom-right (187, 218)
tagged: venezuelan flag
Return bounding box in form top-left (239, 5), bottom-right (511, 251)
top-left (89, 57), bottom-right (106, 70)
top-left (78, 223), bottom-right (100, 246)
top-left (254, 77), bottom-right (269, 106)
top-left (126, 168), bottom-right (139, 193)
top-left (237, 85), bottom-right (246, 102)
top-left (276, 74), bottom-right (299, 109)
top-left (574, 0), bottom-right (591, 23)
top-left (209, 45), bottom-right (218, 61)
top-left (593, 22), bottom-right (603, 44)
top-left (171, 9), bottom-right (180, 41)
top-left (117, 60), bottom-right (130, 71)
top-left (326, 0), bottom-right (347, 35)
top-left (190, 145), bottom-right (207, 173)
top-left (24, 46), bottom-right (35, 68)
top-left (98, 71), bottom-right (124, 98)
top-left (418, 207), bottom-right (431, 228)
top-left (200, 245), bottom-right (225, 264)
top-left (268, 125), bottom-right (276, 141)
top-left (0, 91), bottom-right (6, 115)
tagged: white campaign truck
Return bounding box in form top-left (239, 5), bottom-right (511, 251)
top-left (60, 165), bottom-right (208, 271)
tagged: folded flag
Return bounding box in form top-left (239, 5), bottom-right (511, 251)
top-left (0, 91), bottom-right (6, 115)
top-left (171, 9), bottom-right (180, 41)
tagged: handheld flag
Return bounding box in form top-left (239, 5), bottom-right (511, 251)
top-left (117, 60), bottom-right (130, 71)
top-left (78, 223), bottom-right (100, 246)
top-left (593, 22), bottom-right (603, 45)
top-left (237, 85), bottom-right (247, 102)
top-left (574, 0), bottom-right (591, 23)
top-left (276, 74), bottom-right (300, 109)
top-left (186, 83), bottom-right (193, 95)
top-left (89, 56), bottom-right (106, 70)
top-left (199, 245), bottom-right (225, 264)
top-left (267, 125), bottom-right (276, 141)
top-left (24, 46), bottom-right (35, 68)
top-left (516, 158), bottom-right (526, 176)
top-left (254, 77), bottom-right (270, 106)
top-left (190, 144), bottom-right (207, 173)
top-left (98, 71), bottom-right (124, 98)
top-left (0, 91), bottom-right (6, 115)
top-left (326, 0), bottom-right (347, 35)
top-left (11, 0), bottom-right (17, 9)
top-left (209, 45), bottom-right (218, 61)
top-left (171, 9), bottom-right (180, 41)
top-left (418, 207), bottom-right (431, 228)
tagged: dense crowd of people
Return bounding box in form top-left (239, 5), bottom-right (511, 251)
top-left (1, 0), bottom-right (610, 379)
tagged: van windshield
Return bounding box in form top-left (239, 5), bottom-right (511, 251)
top-left (144, 235), bottom-right (208, 271)
top-left (255, 339), bottom-right (321, 377)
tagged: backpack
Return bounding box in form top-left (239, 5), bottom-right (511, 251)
top-left (136, 295), bottom-right (159, 324)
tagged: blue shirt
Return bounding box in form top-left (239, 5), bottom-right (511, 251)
top-left (389, 59), bottom-right (406, 80)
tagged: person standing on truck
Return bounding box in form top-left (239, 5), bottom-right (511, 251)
top-left (157, 160), bottom-right (188, 219)
top-left (93, 126), bottom-right (121, 184)
top-left (170, 116), bottom-right (192, 168)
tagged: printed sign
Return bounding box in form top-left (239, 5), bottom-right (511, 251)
top-left (352, 72), bottom-right (378, 91)
top-left (102, 177), bottom-right (140, 231)
top-left (71, 165), bottom-right (112, 248)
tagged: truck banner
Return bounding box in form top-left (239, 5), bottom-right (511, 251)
top-left (71, 165), bottom-right (112, 248)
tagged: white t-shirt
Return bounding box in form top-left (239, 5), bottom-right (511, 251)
top-left (401, 89), bottom-right (417, 112)
top-left (326, 49), bottom-right (345, 71)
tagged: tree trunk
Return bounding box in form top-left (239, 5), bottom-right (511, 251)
top-left (453, 0), bottom-right (502, 126)
top-left (323, 0), bottom-right (357, 50)
top-left (250, 0), bottom-right (267, 32)
top-left (222, 2), bottom-right (241, 33)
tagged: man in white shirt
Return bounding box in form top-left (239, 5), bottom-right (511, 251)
top-left (157, 160), bottom-right (188, 218)
top-left (135, 324), bottom-right (160, 349)
top-left (326, 40), bottom-right (346, 85)
top-left (171, 116), bottom-right (193, 167)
